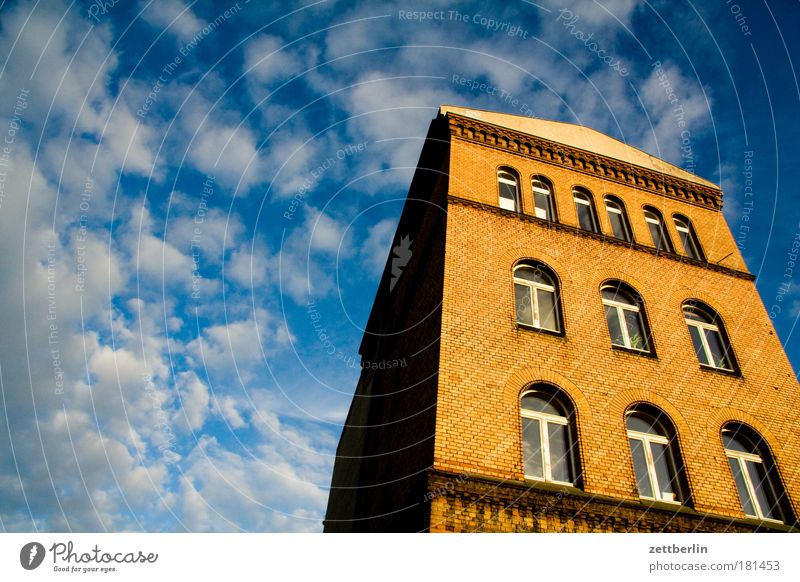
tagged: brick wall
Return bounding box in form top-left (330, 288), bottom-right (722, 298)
top-left (431, 132), bottom-right (799, 527)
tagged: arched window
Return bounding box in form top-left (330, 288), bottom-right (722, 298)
top-left (626, 407), bottom-right (686, 503)
top-left (521, 386), bottom-right (579, 485)
top-left (644, 207), bottom-right (673, 252)
top-left (498, 168), bottom-right (520, 212)
top-left (722, 424), bottom-right (789, 522)
top-left (573, 187), bottom-right (599, 232)
top-left (514, 263), bottom-right (561, 333)
top-left (683, 301), bottom-right (736, 371)
top-left (674, 215), bottom-right (704, 260)
top-left (604, 195), bottom-right (632, 242)
top-left (532, 176), bottom-right (556, 221)
top-left (601, 282), bottom-right (651, 352)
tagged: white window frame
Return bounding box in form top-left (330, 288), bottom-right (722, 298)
top-left (724, 448), bottom-right (783, 522)
top-left (573, 190), bottom-right (598, 232)
top-left (521, 405), bottom-right (573, 485)
top-left (684, 311), bottom-right (732, 371)
top-left (644, 209), bottom-right (671, 251)
top-left (602, 292), bottom-right (649, 352)
top-left (514, 268), bottom-right (559, 331)
top-left (498, 171), bottom-right (519, 212)
top-left (674, 217), bottom-right (702, 259)
top-left (532, 179), bottom-right (553, 220)
top-left (605, 198), bottom-right (630, 241)
top-left (627, 427), bottom-right (680, 504)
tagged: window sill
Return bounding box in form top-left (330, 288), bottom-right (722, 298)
top-left (515, 323), bottom-right (565, 339)
top-left (611, 344), bottom-right (658, 359)
top-left (523, 478), bottom-right (583, 496)
top-left (698, 364), bottom-right (742, 379)
top-left (638, 497), bottom-right (683, 509)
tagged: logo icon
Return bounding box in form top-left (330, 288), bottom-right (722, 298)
top-left (390, 235), bottom-right (413, 291)
top-left (20, 542), bottom-right (46, 570)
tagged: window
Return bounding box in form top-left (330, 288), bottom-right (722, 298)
top-left (498, 168), bottom-right (519, 212)
top-left (674, 215), bottom-right (704, 260)
top-left (573, 187), bottom-right (599, 232)
top-left (644, 207), bottom-right (673, 252)
top-left (532, 176), bottom-right (556, 221)
top-left (604, 195), bottom-right (632, 242)
top-left (521, 386), bottom-right (578, 485)
top-left (601, 282), bottom-right (651, 352)
top-left (626, 408), bottom-right (685, 503)
top-left (723, 425), bottom-right (788, 522)
top-left (514, 263), bottom-right (561, 332)
top-left (683, 301), bottom-right (736, 371)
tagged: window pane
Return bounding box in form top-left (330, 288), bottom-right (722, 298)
top-left (626, 413), bottom-right (661, 435)
top-left (537, 288), bottom-right (558, 331)
top-left (704, 328), bottom-right (731, 369)
top-left (678, 229), bottom-right (699, 259)
top-left (650, 442), bottom-right (678, 502)
top-left (746, 461), bottom-right (781, 520)
top-left (608, 210), bottom-right (628, 240)
top-left (499, 181), bottom-right (517, 211)
top-left (548, 423), bottom-right (572, 483)
top-left (534, 192), bottom-right (551, 220)
top-left (629, 438), bottom-right (653, 498)
top-left (576, 203), bottom-right (596, 232)
top-left (648, 221), bottom-right (667, 250)
top-left (605, 305), bottom-right (625, 346)
top-left (514, 267), bottom-right (550, 285)
top-left (688, 325), bottom-right (710, 366)
top-left (723, 431), bottom-right (753, 454)
top-left (515, 284), bottom-right (533, 326)
top-left (623, 309), bottom-right (647, 350)
top-left (728, 457), bottom-right (756, 516)
top-left (521, 393), bottom-right (563, 416)
top-left (522, 418), bottom-right (543, 478)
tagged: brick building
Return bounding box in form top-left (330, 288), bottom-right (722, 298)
top-left (323, 105), bottom-right (799, 532)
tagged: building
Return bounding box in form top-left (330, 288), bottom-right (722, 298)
top-left (323, 105), bottom-right (799, 532)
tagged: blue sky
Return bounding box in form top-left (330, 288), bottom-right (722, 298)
top-left (0, 0), bottom-right (798, 532)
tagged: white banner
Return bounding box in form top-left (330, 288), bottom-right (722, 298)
top-left (0, 533), bottom-right (797, 581)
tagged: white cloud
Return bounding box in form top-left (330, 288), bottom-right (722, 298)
top-left (139, 0), bottom-right (206, 42)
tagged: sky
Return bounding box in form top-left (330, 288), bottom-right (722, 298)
top-left (0, 0), bottom-right (798, 532)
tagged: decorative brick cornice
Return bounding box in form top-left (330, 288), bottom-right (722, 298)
top-left (447, 195), bottom-right (755, 282)
top-left (444, 113), bottom-right (724, 211)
